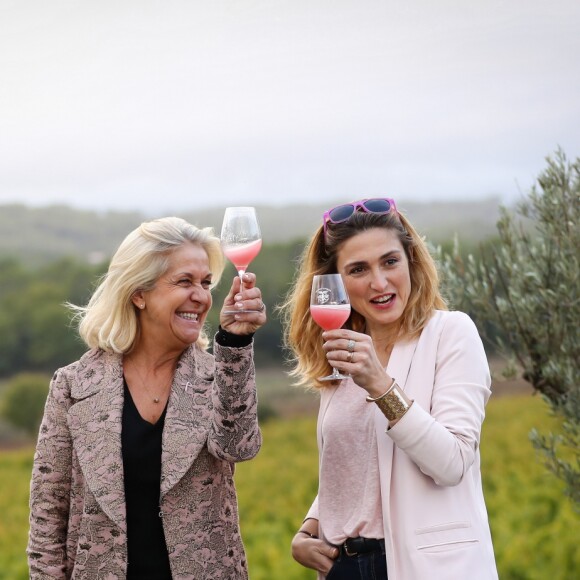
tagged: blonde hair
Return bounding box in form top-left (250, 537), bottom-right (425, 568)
top-left (70, 216), bottom-right (225, 353)
top-left (280, 208), bottom-right (447, 388)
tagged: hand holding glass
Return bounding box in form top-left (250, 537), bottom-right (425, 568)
top-left (310, 274), bottom-right (351, 381)
top-left (221, 207), bottom-right (263, 314)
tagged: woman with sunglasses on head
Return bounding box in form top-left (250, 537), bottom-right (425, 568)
top-left (280, 198), bottom-right (498, 580)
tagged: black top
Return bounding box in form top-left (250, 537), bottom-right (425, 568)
top-left (122, 381), bottom-right (172, 580)
top-left (215, 325), bottom-right (254, 347)
top-left (120, 330), bottom-right (249, 578)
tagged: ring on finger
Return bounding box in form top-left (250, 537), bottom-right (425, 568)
top-left (259, 302), bottom-right (266, 312)
top-left (348, 351), bottom-right (354, 363)
top-left (347, 339), bottom-right (356, 352)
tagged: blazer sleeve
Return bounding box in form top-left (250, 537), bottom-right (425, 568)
top-left (207, 342), bottom-right (262, 462)
top-left (27, 369), bottom-right (72, 579)
top-left (387, 312), bottom-right (491, 486)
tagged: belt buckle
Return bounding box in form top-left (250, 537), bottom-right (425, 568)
top-left (343, 541), bottom-right (358, 557)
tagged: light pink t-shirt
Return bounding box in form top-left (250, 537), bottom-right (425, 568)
top-left (317, 378), bottom-right (384, 544)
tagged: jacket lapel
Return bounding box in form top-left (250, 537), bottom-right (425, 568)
top-left (386, 335), bottom-right (420, 391)
top-left (66, 345), bottom-right (220, 517)
top-left (160, 346), bottom-right (215, 497)
top-left (373, 334), bottom-right (420, 437)
top-left (67, 350), bottom-right (127, 531)
top-left (375, 333), bottom-right (421, 566)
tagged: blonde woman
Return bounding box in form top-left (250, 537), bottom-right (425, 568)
top-left (281, 198), bottom-right (498, 580)
top-left (28, 216), bottom-right (266, 579)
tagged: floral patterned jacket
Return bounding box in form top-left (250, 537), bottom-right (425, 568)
top-left (27, 340), bottom-right (262, 579)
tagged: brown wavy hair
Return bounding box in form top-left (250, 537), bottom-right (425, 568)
top-left (279, 207), bottom-right (447, 388)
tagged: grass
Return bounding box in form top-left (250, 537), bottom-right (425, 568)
top-left (1, 393), bottom-right (578, 579)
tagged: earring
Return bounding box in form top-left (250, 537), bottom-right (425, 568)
top-left (140, 304), bottom-right (145, 309)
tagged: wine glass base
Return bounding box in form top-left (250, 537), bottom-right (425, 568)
top-left (318, 373), bottom-right (350, 381)
top-left (223, 308), bottom-right (263, 314)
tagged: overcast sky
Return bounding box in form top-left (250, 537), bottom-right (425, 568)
top-left (1, 0), bottom-right (578, 215)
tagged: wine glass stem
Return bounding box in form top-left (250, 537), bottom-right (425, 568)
top-left (238, 270), bottom-right (245, 293)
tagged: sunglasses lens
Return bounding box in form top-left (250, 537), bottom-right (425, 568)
top-left (328, 204), bottom-right (356, 223)
top-left (362, 198), bottom-right (392, 213)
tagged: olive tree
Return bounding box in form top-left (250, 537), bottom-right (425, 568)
top-left (439, 149), bottom-right (580, 506)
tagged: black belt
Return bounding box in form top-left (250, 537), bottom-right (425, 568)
top-left (341, 537), bottom-right (385, 557)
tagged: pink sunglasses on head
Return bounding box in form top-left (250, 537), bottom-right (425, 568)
top-left (322, 197), bottom-right (398, 239)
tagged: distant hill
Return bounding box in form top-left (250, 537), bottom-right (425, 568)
top-left (0, 199), bottom-right (503, 266)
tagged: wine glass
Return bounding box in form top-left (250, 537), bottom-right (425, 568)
top-left (310, 273), bottom-right (351, 381)
top-left (220, 206), bottom-right (263, 313)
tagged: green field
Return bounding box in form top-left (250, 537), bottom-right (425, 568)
top-left (1, 394), bottom-right (579, 580)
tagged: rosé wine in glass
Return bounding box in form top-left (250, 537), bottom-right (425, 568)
top-left (310, 304), bottom-right (351, 331)
top-left (220, 207), bottom-right (262, 314)
top-left (310, 273), bottom-right (351, 381)
top-left (222, 238), bottom-right (263, 272)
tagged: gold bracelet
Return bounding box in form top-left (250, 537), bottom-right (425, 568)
top-left (365, 377), bottom-right (396, 402)
top-left (366, 379), bottom-right (411, 421)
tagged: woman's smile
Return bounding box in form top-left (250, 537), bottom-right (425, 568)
top-left (137, 242), bottom-right (213, 352)
top-left (369, 292), bottom-right (396, 307)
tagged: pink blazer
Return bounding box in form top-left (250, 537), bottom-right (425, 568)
top-left (28, 342), bottom-right (261, 579)
top-left (312, 310), bottom-right (498, 580)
